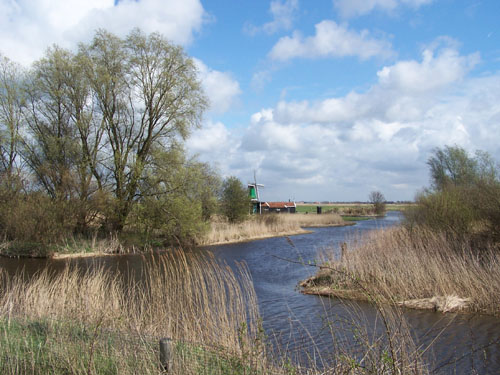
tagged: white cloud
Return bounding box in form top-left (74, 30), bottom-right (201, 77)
top-left (187, 121), bottom-right (232, 154)
top-left (192, 43), bottom-right (500, 201)
top-left (0, 0), bottom-right (206, 65)
top-left (193, 59), bottom-right (241, 114)
top-left (245, 0), bottom-right (298, 35)
top-left (334, 0), bottom-right (434, 18)
top-left (377, 44), bottom-right (480, 93)
top-left (269, 20), bottom-right (394, 61)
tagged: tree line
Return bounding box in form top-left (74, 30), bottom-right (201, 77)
top-left (0, 29), bottom-right (249, 250)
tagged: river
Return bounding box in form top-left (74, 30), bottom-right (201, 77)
top-left (1, 211), bottom-right (499, 374)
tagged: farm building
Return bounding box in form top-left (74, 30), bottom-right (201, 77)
top-left (261, 201), bottom-right (296, 214)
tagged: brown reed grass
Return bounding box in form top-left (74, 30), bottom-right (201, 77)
top-left (199, 213), bottom-right (346, 246)
top-left (304, 226), bottom-right (500, 316)
top-left (0, 250), bottom-right (275, 374)
top-left (0, 250), bottom-right (258, 348)
top-left (0, 246), bottom-right (434, 374)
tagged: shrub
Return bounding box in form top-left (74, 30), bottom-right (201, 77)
top-left (404, 146), bottom-right (500, 250)
top-left (0, 191), bottom-right (76, 244)
top-left (220, 176), bottom-right (250, 223)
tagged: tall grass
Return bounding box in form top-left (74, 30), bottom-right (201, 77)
top-left (0, 245), bottom-right (434, 374)
top-left (0, 250), bottom-right (267, 374)
top-left (306, 226), bottom-right (500, 315)
top-left (200, 213), bottom-right (345, 246)
top-left (0, 251), bottom-right (259, 346)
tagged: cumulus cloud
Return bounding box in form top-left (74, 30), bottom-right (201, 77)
top-left (193, 59), bottom-right (241, 114)
top-left (334, 0), bottom-right (434, 18)
top-left (187, 121), bottom-right (232, 154)
top-left (245, 0), bottom-right (298, 35)
top-left (377, 43), bottom-right (480, 93)
top-left (190, 43), bottom-right (500, 201)
top-left (269, 20), bottom-right (394, 61)
top-left (0, 0), bottom-right (206, 65)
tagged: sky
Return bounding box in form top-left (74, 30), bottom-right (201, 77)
top-left (1, 0), bottom-right (499, 202)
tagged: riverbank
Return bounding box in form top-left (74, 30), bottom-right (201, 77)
top-left (198, 213), bottom-right (354, 246)
top-left (296, 202), bottom-right (413, 214)
top-left (300, 226), bottom-right (500, 316)
top-left (0, 236), bottom-right (134, 259)
top-left (0, 213), bottom-right (355, 259)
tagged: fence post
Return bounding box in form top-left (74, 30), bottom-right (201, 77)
top-left (159, 338), bottom-right (173, 372)
top-left (341, 242), bottom-right (347, 261)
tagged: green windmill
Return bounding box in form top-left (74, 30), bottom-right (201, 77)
top-left (248, 171), bottom-right (264, 214)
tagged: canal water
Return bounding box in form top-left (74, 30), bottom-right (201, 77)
top-left (1, 212), bottom-right (499, 374)
top-left (207, 212), bottom-right (500, 373)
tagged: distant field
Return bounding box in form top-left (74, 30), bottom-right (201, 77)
top-left (295, 203), bottom-right (413, 214)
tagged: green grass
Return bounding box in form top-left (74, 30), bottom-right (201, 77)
top-left (0, 317), bottom-right (272, 375)
top-left (295, 205), bottom-right (321, 213)
top-left (341, 216), bottom-right (372, 222)
top-left (0, 317), bottom-right (158, 375)
top-left (296, 203), bottom-right (413, 215)
top-left (295, 205), bottom-right (343, 213)
top-left (173, 341), bottom-right (267, 375)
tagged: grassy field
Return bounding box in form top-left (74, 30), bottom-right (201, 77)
top-left (296, 203), bottom-right (413, 214)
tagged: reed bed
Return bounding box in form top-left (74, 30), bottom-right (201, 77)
top-left (200, 213), bottom-right (345, 246)
top-left (0, 250), bottom-right (271, 374)
top-left (305, 226), bottom-right (500, 316)
top-left (0, 251), bottom-right (260, 345)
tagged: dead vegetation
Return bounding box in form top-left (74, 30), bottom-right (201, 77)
top-left (302, 226), bottom-right (500, 316)
top-left (199, 213), bottom-right (348, 246)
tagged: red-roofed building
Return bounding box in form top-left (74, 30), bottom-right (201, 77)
top-left (261, 201), bottom-right (296, 213)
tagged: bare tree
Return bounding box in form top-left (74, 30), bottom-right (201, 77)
top-left (369, 190), bottom-right (386, 215)
top-left (21, 47), bottom-right (83, 200)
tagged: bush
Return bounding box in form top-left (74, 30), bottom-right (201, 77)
top-left (220, 177), bottom-right (250, 223)
top-left (404, 146), bottom-right (500, 250)
top-left (130, 194), bottom-right (209, 247)
top-left (0, 191), bottom-right (77, 244)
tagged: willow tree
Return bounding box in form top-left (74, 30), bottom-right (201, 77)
top-left (22, 47), bottom-right (92, 201)
top-left (132, 145), bottom-right (221, 244)
top-left (0, 54), bottom-right (24, 184)
top-left (82, 29), bottom-right (207, 230)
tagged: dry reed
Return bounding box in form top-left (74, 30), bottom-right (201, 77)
top-left (0, 250), bottom-right (258, 347)
top-left (0, 250), bottom-right (274, 374)
top-left (0, 244), bottom-right (434, 374)
top-left (200, 213), bottom-right (346, 246)
top-left (305, 226), bottom-right (500, 316)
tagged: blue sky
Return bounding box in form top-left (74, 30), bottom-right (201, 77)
top-left (1, 0), bottom-right (499, 201)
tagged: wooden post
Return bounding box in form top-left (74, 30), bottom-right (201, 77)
top-left (341, 242), bottom-right (347, 261)
top-left (159, 338), bottom-right (173, 372)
